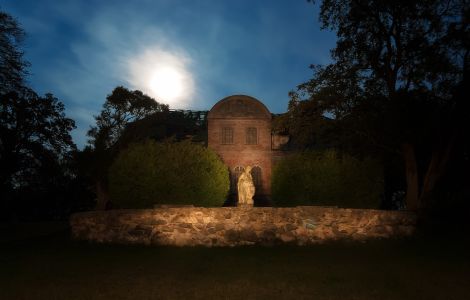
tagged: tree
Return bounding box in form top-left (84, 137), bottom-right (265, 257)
top-left (291, 0), bottom-right (469, 211)
top-left (108, 140), bottom-right (229, 208)
top-left (0, 11), bottom-right (29, 93)
top-left (0, 10), bottom-right (82, 220)
top-left (87, 86), bottom-right (169, 149)
top-left (86, 86), bottom-right (168, 204)
top-left (117, 109), bottom-right (207, 147)
top-left (276, 93), bottom-right (336, 150)
top-left (0, 88), bottom-right (76, 218)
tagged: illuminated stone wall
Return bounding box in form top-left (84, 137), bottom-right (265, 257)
top-left (70, 207), bottom-right (416, 246)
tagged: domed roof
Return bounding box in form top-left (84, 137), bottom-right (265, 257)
top-left (208, 95), bottom-right (271, 119)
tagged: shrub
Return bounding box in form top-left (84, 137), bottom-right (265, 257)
top-left (109, 140), bottom-right (229, 208)
top-left (272, 150), bottom-right (383, 208)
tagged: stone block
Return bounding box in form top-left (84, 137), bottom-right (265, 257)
top-left (149, 219), bottom-right (167, 225)
top-left (225, 229), bottom-right (239, 242)
top-left (239, 229), bottom-right (258, 242)
top-left (176, 227), bottom-right (187, 234)
top-left (279, 231), bottom-right (296, 242)
top-left (285, 223), bottom-right (298, 231)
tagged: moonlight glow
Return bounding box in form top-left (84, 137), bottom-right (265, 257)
top-left (149, 67), bottom-right (184, 100)
top-left (126, 47), bottom-right (195, 108)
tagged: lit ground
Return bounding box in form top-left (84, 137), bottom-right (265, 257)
top-left (1, 222), bottom-right (469, 300)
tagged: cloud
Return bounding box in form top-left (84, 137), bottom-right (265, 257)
top-left (4, 0), bottom-right (337, 148)
top-left (62, 6), bottom-right (198, 108)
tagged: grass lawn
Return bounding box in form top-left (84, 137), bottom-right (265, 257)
top-left (1, 222), bottom-right (469, 300)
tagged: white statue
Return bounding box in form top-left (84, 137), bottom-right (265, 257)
top-left (237, 166), bottom-right (255, 206)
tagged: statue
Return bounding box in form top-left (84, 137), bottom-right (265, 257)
top-left (237, 166), bottom-right (255, 206)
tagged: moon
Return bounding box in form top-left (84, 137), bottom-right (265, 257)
top-left (126, 47), bottom-right (194, 108)
top-left (148, 66), bottom-right (184, 101)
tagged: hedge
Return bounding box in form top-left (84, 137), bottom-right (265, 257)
top-left (109, 140), bottom-right (229, 208)
top-left (272, 150), bottom-right (383, 208)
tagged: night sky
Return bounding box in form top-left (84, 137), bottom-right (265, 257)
top-left (2, 0), bottom-right (336, 147)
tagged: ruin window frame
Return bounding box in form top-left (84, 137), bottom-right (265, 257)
top-left (245, 127), bottom-right (258, 145)
top-left (231, 166), bottom-right (245, 193)
top-left (251, 165), bottom-right (262, 191)
top-left (221, 127), bottom-right (234, 144)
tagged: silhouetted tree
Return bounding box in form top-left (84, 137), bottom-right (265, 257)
top-left (0, 10), bottom-right (93, 220)
top-left (0, 11), bottom-right (30, 94)
top-left (290, 0), bottom-right (469, 211)
top-left (85, 86), bottom-right (171, 209)
top-left (117, 110), bottom-right (206, 148)
top-left (0, 88), bottom-right (76, 219)
top-left (87, 86), bottom-right (169, 149)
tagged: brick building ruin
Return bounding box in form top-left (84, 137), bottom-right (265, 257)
top-left (208, 95), bottom-right (287, 204)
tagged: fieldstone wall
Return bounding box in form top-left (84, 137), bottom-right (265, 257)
top-left (70, 206), bottom-right (416, 246)
top-left (70, 207), bottom-right (416, 246)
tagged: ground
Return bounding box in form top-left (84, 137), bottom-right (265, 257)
top-left (1, 222), bottom-right (469, 300)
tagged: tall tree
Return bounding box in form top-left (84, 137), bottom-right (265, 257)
top-left (0, 10), bottom-right (80, 220)
top-left (0, 88), bottom-right (76, 218)
top-left (85, 86), bottom-right (169, 209)
top-left (292, 0), bottom-right (469, 210)
top-left (0, 11), bottom-right (29, 93)
top-left (87, 86), bottom-right (169, 149)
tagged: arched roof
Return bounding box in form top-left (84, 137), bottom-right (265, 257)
top-left (208, 95), bottom-right (271, 119)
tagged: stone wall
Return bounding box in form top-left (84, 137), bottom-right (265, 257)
top-left (70, 207), bottom-right (416, 246)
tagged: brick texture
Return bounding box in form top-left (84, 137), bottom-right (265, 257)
top-left (208, 95), bottom-right (272, 198)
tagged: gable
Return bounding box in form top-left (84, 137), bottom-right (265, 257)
top-left (208, 95), bottom-right (271, 119)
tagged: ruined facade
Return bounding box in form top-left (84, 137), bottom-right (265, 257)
top-left (207, 95), bottom-right (275, 203)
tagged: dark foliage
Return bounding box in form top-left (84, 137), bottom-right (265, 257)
top-left (0, 11), bottom-right (29, 94)
top-left (272, 150), bottom-right (383, 208)
top-left (83, 86), bottom-right (207, 209)
top-left (0, 88), bottom-right (78, 220)
top-left (286, 0), bottom-right (469, 214)
top-left (0, 10), bottom-right (84, 220)
top-left (87, 86), bottom-right (169, 150)
top-left (108, 140), bottom-right (229, 208)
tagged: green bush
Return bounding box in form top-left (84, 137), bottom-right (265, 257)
top-left (109, 140), bottom-right (229, 208)
top-left (272, 150), bottom-right (383, 208)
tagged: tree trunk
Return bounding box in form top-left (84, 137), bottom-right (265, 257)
top-left (402, 143), bottom-right (419, 210)
top-left (94, 180), bottom-right (109, 210)
top-left (419, 136), bottom-right (454, 209)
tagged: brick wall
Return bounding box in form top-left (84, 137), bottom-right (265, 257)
top-left (208, 95), bottom-right (273, 197)
top-left (208, 118), bottom-right (272, 196)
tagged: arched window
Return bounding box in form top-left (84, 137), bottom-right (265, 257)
top-left (231, 166), bottom-right (244, 193)
top-left (251, 166), bottom-right (262, 191)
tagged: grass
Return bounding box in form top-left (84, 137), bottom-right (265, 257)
top-left (1, 223), bottom-right (469, 300)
